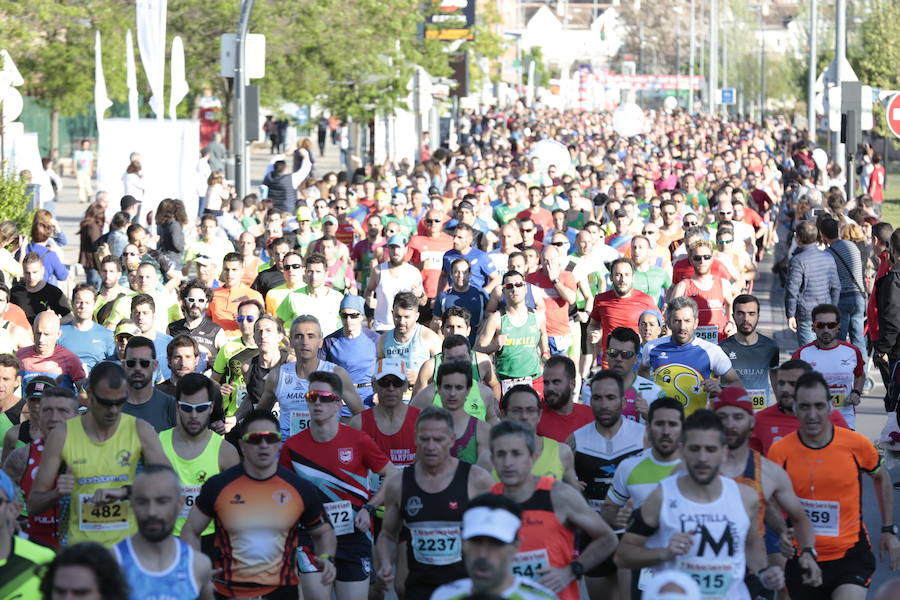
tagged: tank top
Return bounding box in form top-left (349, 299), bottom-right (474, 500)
top-left (61, 414), bottom-right (142, 546)
top-left (491, 437), bottom-right (565, 482)
top-left (113, 537), bottom-right (199, 600)
top-left (274, 360), bottom-right (338, 439)
top-left (159, 429), bottom-right (224, 536)
top-left (572, 418), bottom-right (645, 511)
top-left (19, 439), bottom-right (59, 548)
top-left (683, 277), bottom-right (728, 342)
top-left (496, 310), bottom-right (541, 380)
top-left (401, 461), bottom-right (470, 590)
top-left (360, 406), bottom-right (418, 467)
top-left (733, 450), bottom-right (766, 536)
top-left (383, 324), bottom-right (432, 374)
top-left (373, 263), bottom-right (421, 329)
top-left (490, 477), bottom-right (578, 600)
top-left (432, 352), bottom-right (486, 421)
top-left (646, 476), bottom-right (750, 600)
top-left (247, 351), bottom-right (286, 408)
top-left (450, 416), bottom-right (478, 464)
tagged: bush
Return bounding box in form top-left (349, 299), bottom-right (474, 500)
top-left (0, 165), bottom-right (34, 230)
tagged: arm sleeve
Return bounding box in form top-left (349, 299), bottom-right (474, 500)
top-left (607, 460), bottom-right (631, 506)
top-left (212, 346), bottom-right (228, 375)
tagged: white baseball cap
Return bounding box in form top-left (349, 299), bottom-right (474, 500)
top-left (462, 506), bottom-right (521, 544)
top-left (373, 358), bottom-right (407, 382)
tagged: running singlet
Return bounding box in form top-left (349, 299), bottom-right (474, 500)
top-left (450, 416), bottom-right (479, 464)
top-left (280, 425), bottom-right (389, 541)
top-left (383, 324), bottom-right (432, 374)
top-left (608, 447), bottom-right (681, 509)
top-left (113, 537), bottom-right (199, 600)
top-left (682, 278), bottom-right (728, 342)
top-left (274, 360), bottom-right (338, 439)
top-left (401, 461), bottom-right (470, 597)
top-left (792, 341), bottom-right (864, 429)
top-left (733, 450), bottom-right (766, 535)
top-left (61, 414), bottom-right (142, 546)
top-left (159, 429), bottom-right (224, 536)
top-left (19, 439), bottom-right (59, 548)
top-left (491, 476), bottom-right (579, 600)
top-left (432, 352), bottom-right (486, 421)
top-left (496, 310), bottom-right (541, 382)
top-left (645, 476), bottom-right (750, 599)
top-left (768, 428), bottom-right (880, 561)
top-left (572, 418), bottom-right (645, 513)
top-left (360, 406), bottom-right (419, 467)
top-left (195, 465), bottom-right (326, 597)
top-left (0, 536), bottom-right (56, 599)
top-left (641, 335), bottom-right (733, 415)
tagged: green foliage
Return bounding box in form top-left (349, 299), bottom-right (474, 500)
top-left (851, 0), bottom-right (900, 139)
top-left (0, 167), bottom-right (35, 230)
top-left (461, 0), bottom-right (506, 85)
top-left (523, 47), bottom-right (548, 88)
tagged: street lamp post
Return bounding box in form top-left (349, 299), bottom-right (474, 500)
top-left (233, 0), bottom-right (254, 199)
top-left (709, 0), bottom-right (718, 113)
top-left (688, 0), bottom-right (695, 113)
top-left (807, 0), bottom-right (817, 141)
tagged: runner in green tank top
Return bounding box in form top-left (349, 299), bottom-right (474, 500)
top-left (159, 373), bottom-right (240, 536)
top-left (431, 361), bottom-right (489, 464)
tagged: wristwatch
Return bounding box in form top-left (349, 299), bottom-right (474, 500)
top-left (362, 503), bottom-right (377, 517)
top-left (882, 524), bottom-right (898, 536)
top-left (569, 561), bottom-right (585, 580)
top-left (800, 546), bottom-right (818, 560)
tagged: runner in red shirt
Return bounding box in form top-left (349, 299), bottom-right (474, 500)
top-left (351, 359), bottom-right (419, 467)
top-left (517, 187), bottom-right (554, 241)
top-left (408, 208), bottom-right (454, 301)
top-left (526, 245), bottom-right (576, 356)
top-left (669, 239), bottom-right (735, 343)
top-left (537, 356), bottom-right (594, 443)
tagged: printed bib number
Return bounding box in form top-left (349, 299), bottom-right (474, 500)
top-left (799, 498), bottom-right (839, 536)
top-left (289, 409), bottom-right (311, 436)
top-left (828, 386), bottom-right (848, 408)
top-left (79, 494), bottom-right (129, 531)
top-left (409, 525), bottom-right (462, 565)
top-left (511, 549), bottom-right (549, 580)
top-left (695, 325), bottom-right (719, 343)
top-left (500, 377), bottom-right (533, 395)
top-left (637, 568), bottom-right (652, 591)
top-left (686, 569), bottom-right (733, 596)
top-left (747, 389), bottom-right (767, 411)
top-left (324, 500), bottom-right (354, 536)
top-left (180, 485), bottom-right (201, 519)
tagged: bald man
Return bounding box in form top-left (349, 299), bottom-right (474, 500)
top-left (16, 311), bottom-right (86, 392)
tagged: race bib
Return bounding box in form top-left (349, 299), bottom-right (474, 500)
top-left (828, 385), bottom-right (847, 408)
top-left (637, 568), bottom-right (652, 591)
top-left (799, 498), bottom-right (839, 537)
top-left (79, 494), bottom-right (129, 531)
top-left (695, 325), bottom-right (719, 343)
top-left (409, 525), bottom-right (463, 565)
top-left (421, 250), bottom-right (444, 270)
top-left (180, 485), bottom-right (201, 519)
top-left (289, 409), bottom-right (311, 436)
top-left (500, 377), bottom-right (532, 395)
top-left (324, 500), bottom-right (354, 536)
top-left (747, 389), bottom-right (767, 412)
top-left (511, 549), bottom-right (549, 580)
top-left (686, 568), bottom-right (733, 596)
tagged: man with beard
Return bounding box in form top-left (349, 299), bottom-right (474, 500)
top-left (167, 280), bottom-right (225, 373)
top-left (113, 465), bottom-right (214, 599)
top-left (368, 236), bottom-right (426, 333)
top-left (791, 303), bottom-right (864, 429)
top-left (567, 369), bottom-right (645, 600)
top-left (594, 327), bottom-right (663, 423)
top-left (719, 295), bottom-right (780, 411)
top-left (713, 386), bottom-right (822, 591)
top-left (208, 253), bottom-right (264, 335)
top-left (211, 300), bottom-right (263, 424)
top-left (157, 335), bottom-right (200, 397)
top-left (159, 374), bottom-right (239, 546)
top-left (378, 292), bottom-right (441, 387)
top-left (489, 420), bottom-right (617, 600)
top-left (615, 410), bottom-right (784, 598)
top-left (669, 239), bottom-right (736, 343)
top-left (537, 355), bottom-right (593, 443)
top-left (122, 336), bottom-right (176, 432)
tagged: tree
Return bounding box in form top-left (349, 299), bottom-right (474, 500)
top-left (851, 0), bottom-right (900, 140)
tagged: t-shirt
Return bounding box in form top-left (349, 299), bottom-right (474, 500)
top-left (718, 334), bottom-right (780, 410)
top-left (749, 404), bottom-right (850, 455)
top-left (408, 234), bottom-right (454, 298)
top-left (433, 287), bottom-right (489, 344)
top-left (769, 428), bottom-right (880, 561)
top-left (122, 388), bottom-right (176, 432)
top-left (208, 285), bottom-right (264, 333)
top-left (59, 323), bottom-right (117, 373)
top-left (631, 266), bottom-right (670, 303)
top-left (589, 289), bottom-right (657, 358)
top-left (17, 345), bottom-right (86, 391)
top-left (791, 341), bottom-right (864, 412)
top-left (323, 329), bottom-right (380, 405)
top-left (441, 247), bottom-right (497, 291)
top-left (536, 403), bottom-right (594, 443)
top-left (608, 447), bottom-right (681, 509)
top-left (640, 335), bottom-right (733, 415)
top-left (10, 283), bottom-right (70, 323)
top-left (526, 270), bottom-right (576, 338)
top-left (671, 257), bottom-right (731, 286)
top-left (276, 287), bottom-right (343, 336)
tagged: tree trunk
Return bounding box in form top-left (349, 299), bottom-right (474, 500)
top-left (50, 109), bottom-right (60, 160)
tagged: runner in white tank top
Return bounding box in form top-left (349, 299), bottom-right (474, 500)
top-left (368, 251), bottom-right (424, 331)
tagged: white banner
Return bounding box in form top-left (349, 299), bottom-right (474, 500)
top-left (169, 36), bottom-right (188, 120)
top-left (126, 29), bottom-right (139, 120)
top-left (94, 31), bottom-right (112, 125)
top-left (136, 0), bottom-right (167, 119)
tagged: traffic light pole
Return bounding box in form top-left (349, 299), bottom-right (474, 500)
top-left (233, 0), bottom-right (254, 200)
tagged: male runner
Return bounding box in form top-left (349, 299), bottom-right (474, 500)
top-left (718, 294), bottom-right (780, 411)
top-left (211, 299), bottom-right (263, 425)
top-left (377, 292), bottom-right (441, 385)
top-left (58, 283), bottom-right (116, 374)
top-left (0, 470), bottom-right (55, 598)
top-left (414, 321), bottom-right (501, 401)
top-left (537, 355), bottom-right (593, 442)
top-left (669, 239), bottom-right (735, 342)
top-left (182, 409), bottom-right (336, 599)
top-left (323, 295), bottom-right (380, 407)
top-left (375, 406), bottom-right (495, 598)
top-left (639, 296), bottom-right (741, 415)
top-left (29, 361), bottom-right (170, 546)
top-left (749, 359), bottom-right (849, 455)
top-left (113, 465), bottom-right (214, 599)
top-left (615, 410), bottom-right (785, 598)
top-left (159, 373), bottom-right (239, 540)
top-left (166, 280), bottom-right (225, 373)
top-left (568, 369), bottom-right (646, 600)
top-left (597, 326), bottom-right (664, 422)
top-left (280, 370), bottom-right (396, 600)
top-left (769, 372), bottom-right (899, 599)
top-left (791, 303), bottom-right (864, 429)
top-left (490, 420), bottom-right (618, 599)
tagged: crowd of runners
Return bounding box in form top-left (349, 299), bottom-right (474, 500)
top-left (1, 105), bottom-right (899, 600)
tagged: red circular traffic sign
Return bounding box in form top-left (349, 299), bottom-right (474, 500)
top-left (887, 93), bottom-right (900, 139)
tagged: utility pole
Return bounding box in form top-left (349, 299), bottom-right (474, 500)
top-left (759, 9), bottom-right (765, 122)
top-left (688, 0), bottom-right (695, 113)
top-left (831, 0), bottom-right (847, 173)
top-left (709, 0), bottom-right (718, 114)
top-left (233, 0), bottom-right (254, 199)
top-left (807, 0), bottom-right (817, 141)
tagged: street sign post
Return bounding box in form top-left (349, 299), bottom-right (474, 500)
top-left (718, 88), bottom-right (735, 105)
top-left (886, 93), bottom-right (900, 139)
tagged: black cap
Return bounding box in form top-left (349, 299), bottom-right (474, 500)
top-left (121, 195), bottom-right (140, 210)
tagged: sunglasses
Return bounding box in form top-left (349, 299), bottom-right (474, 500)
top-left (717, 238), bottom-right (733, 244)
top-left (504, 282), bottom-right (526, 290)
top-left (178, 401), bottom-right (213, 413)
top-left (242, 431), bottom-right (282, 445)
top-left (284, 263), bottom-right (303, 271)
top-left (606, 348), bottom-right (636, 359)
top-left (550, 241), bottom-right (567, 247)
top-left (185, 297), bottom-right (207, 304)
top-left (124, 358), bottom-right (153, 369)
top-left (814, 321), bottom-right (839, 330)
top-left (378, 377), bottom-right (407, 389)
top-left (94, 394), bottom-right (127, 407)
top-left (691, 254), bottom-right (712, 262)
top-left (305, 391), bottom-right (340, 404)
top-left (236, 315), bottom-right (257, 323)
top-left (340, 312), bottom-right (362, 320)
